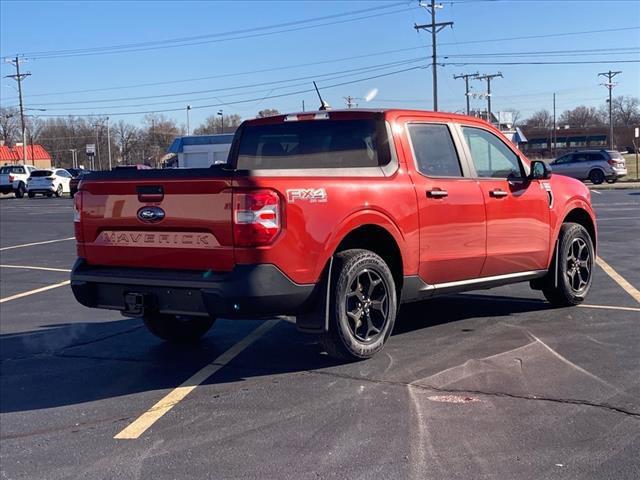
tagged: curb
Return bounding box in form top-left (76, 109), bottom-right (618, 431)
top-left (589, 182), bottom-right (640, 190)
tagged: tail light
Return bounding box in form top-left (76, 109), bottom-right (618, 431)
top-left (233, 189), bottom-right (281, 247)
top-left (73, 192), bottom-right (83, 242)
top-left (8, 175), bottom-right (14, 182)
top-left (608, 159), bottom-right (615, 166)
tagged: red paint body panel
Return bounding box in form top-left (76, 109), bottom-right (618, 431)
top-left (76, 109), bottom-right (596, 291)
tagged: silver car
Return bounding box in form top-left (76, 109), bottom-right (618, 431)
top-left (550, 150), bottom-right (627, 184)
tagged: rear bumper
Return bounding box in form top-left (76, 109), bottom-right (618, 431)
top-left (70, 258), bottom-right (317, 319)
top-left (0, 185), bottom-right (15, 194)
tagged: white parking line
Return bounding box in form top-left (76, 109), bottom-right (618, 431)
top-left (596, 256), bottom-right (640, 304)
top-left (0, 264), bottom-right (71, 273)
top-left (578, 304), bottom-right (640, 313)
top-left (114, 320), bottom-right (279, 440)
top-left (0, 280), bottom-right (71, 304)
top-left (590, 189), bottom-right (602, 195)
top-left (0, 237), bottom-right (75, 251)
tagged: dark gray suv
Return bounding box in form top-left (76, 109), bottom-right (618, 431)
top-left (550, 150), bottom-right (627, 184)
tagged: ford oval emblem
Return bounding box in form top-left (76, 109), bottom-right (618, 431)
top-left (137, 206), bottom-right (165, 223)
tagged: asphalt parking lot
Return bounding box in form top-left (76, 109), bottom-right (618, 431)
top-left (1, 191), bottom-right (639, 480)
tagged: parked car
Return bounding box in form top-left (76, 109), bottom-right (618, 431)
top-left (0, 164), bottom-right (38, 198)
top-left (70, 109), bottom-right (596, 360)
top-left (69, 169), bottom-right (91, 198)
top-left (27, 168), bottom-right (73, 197)
top-left (549, 150), bottom-right (627, 184)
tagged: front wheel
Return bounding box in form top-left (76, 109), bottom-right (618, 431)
top-left (320, 249), bottom-right (397, 361)
top-left (143, 314), bottom-right (216, 343)
top-left (542, 223), bottom-right (594, 306)
top-left (55, 184), bottom-right (63, 197)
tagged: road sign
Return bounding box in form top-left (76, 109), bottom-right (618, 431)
top-left (86, 144), bottom-right (96, 156)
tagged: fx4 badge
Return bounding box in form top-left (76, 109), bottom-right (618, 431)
top-left (287, 188), bottom-right (327, 203)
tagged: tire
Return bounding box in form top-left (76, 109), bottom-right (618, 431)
top-left (46, 192), bottom-right (53, 197)
top-left (14, 183), bottom-right (25, 198)
top-left (542, 223), bottom-right (594, 307)
top-left (319, 249), bottom-right (397, 361)
top-left (589, 169), bottom-right (605, 185)
top-left (55, 184), bottom-right (63, 197)
top-left (143, 314), bottom-right (216, 343)
top-left (28, 191), bottom-right (35, 198)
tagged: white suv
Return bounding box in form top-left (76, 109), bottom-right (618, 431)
top-left (27, 168), bottom-right (73, 198)
top-left (0, 165), bottom-right (38, 198)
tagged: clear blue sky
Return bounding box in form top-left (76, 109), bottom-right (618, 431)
top-left (1, 0), bottom-right (639, 129)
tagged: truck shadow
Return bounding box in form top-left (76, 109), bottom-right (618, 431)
top-left (0, 294), bottom-right (554, 414)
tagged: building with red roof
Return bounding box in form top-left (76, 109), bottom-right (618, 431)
top-left (0, 143), bottom-right (52, 169)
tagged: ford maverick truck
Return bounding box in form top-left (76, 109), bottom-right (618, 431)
top-left (71, 110), bottom-right (596, 360)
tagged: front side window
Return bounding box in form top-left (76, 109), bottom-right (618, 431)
top-left (408, 124), bottom-right (462, 177)
top-left (554, 154), bottom-right (572, 164)
top-left (462, 127), bottom-right (523, 178)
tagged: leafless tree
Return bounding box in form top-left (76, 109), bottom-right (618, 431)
top-left (558, 105), bottom-right (604, 128)
top-left (0, 107), bottom-right (20, 145)
top-left (194, 114), bottom-right (242, 135)
top-left (523, 109), bottom-right (553, 128)
top-left (257, 109), bottom-right (280, 118)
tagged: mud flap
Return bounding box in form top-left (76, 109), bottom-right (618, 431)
top-left (296, 256), bottom-right (333, 334)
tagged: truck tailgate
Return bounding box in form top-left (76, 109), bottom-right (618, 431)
top-left (79, 174), bottom-right (234, 271)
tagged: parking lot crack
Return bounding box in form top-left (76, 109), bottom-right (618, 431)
top-left (306, 370), bottom-right (640, 419)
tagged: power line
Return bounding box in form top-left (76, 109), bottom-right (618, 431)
top-left (453, 72), bottom-right (479, 114)
top-left (16, 58), bottom-right (425, 108)
top-left (3, 4), bottom-right (412, 60)
top-left (31, 64), bottom-right (427, 117)
top-left (440, 59), bottom-right (640, 65)
top-left (475, 72), bottom-right (503, 123)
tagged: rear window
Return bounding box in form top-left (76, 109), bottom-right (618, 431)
top-left (235, 119), bottom-right (390, 170)
top-left (0, 166), bottom-right (24, 174)
top-left (30, 170), bottom-right (53, 177)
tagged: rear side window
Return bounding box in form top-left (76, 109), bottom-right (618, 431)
top-left (0, 166), bottom-right (24, 174)
top-left (235, 119), bottom-right (390, 170)
top-left (587, 153), bottom-right (605, 162)
top-left (408, 124), bottom-right (462, 177)
top-left (30, 170), bottom-right (53, 177)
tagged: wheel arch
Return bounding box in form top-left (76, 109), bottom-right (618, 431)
top-left (562, 207), bottom-right (597, 251)
top-left (334, 224), bottom-right (404, 292)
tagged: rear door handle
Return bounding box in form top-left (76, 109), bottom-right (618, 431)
top-left (489, 189), bottom-right (508, 198)
top-left (426, 189), bottom-right (448, 198)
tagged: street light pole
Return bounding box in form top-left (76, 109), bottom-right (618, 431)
top-left (106, 116), bottom-right (112, 170)
top-left (217, 109), bottom-right (224, 134)
top-left (186, 105), bottom-right (192, 135)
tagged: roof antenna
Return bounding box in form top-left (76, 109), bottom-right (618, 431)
top-left (313, 81), bottom-right (330, 111)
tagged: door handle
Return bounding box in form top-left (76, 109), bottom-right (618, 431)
top-left (489, 189), bottom-right (508, 198)
top-left (427, 189), bottom-right (448, 198)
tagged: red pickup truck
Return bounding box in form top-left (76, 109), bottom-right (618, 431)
top-left (71, 109), bottom-right (596, 360)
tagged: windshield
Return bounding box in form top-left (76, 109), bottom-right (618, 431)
top-left (235, 118), bottom-right (390, 170)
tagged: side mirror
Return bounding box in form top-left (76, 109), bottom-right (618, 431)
top-left (530, 160), bottom-right (552, 180)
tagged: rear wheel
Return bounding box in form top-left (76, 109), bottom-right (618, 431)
top-left (14, 183), bottom-right (25, 198)
top-left (320, 249), bottom-right (397, 361)
top-left (541, 222), bottom-right (594, 306)
top-left (55, 184), bottom-right (63, 197)
top-left (589, 169), bottom-right (605, 185)
top-left (143, 314), bottom-right (216, 343)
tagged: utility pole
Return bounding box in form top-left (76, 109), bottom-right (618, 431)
top-left (414, 0), bottom-right (453, 112)
top-left (106, 116), bottom-right (112, 170)
top-left (344, 96), bottom-right (357, 109)
top-left (217, 109), bottom-right (224, 134)
top-left (302, 100), bottom-right (305, 112)
top-left (453, 72), bottom-right (479, 115)
top-left (186, 105), bottom-right (191, 135)
top-left (4, 56), bottom-right (31, 165)
top-left (598, 70), bottom-right (622, 149)
top-left (69, 149), bottom-right (77, 169)
top-left (475, 72), bottom-right (502, 124)
top-left (91, 122), bottom-right (101, 170)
